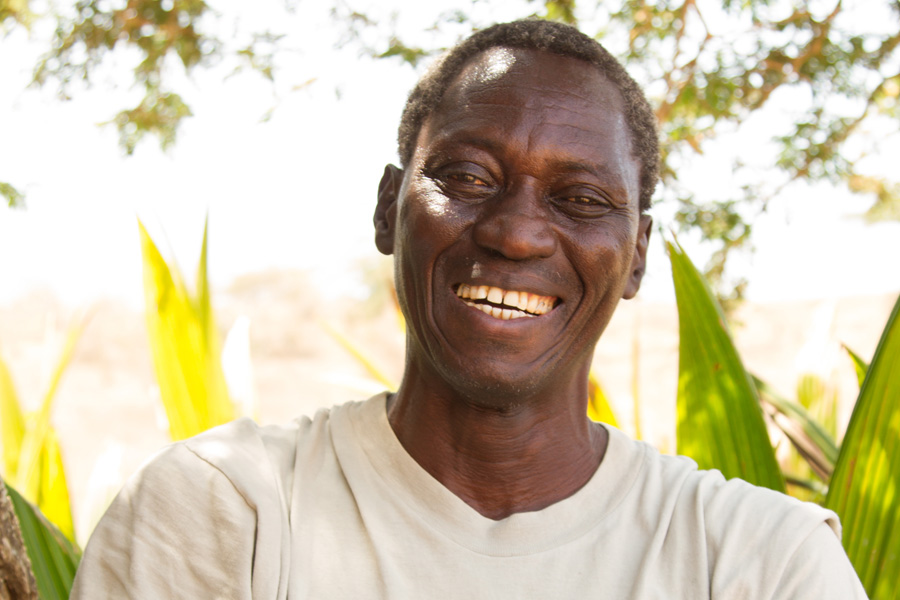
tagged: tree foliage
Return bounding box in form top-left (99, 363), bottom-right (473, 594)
top-left (3, 0), bottom-right (899, 299)
top-left (1, 182), bottom-right (25, 209)
top-left (337, 0), bottom-right (900, 302)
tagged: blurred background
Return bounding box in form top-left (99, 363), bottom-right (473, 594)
top-left (2, 0), bottom-right (899, 547)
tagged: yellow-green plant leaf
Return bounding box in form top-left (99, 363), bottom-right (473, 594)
top-left (195, 217), bottom-right (233, 427)
top-left (13, 318), bottom-right (82, 541)
top-left (668, 240), bottom-right (785, 492)
top-left (321, 321), bottom-right (397, 390)
top-left (36, 430), bottom-right (75, 542)
top-left (753, 375), bottom-right (838, 482)
top-left (826, 293), bottom-right (900, 598)
top-left (587, 372), bottom-right (618, 427)
top-left (842, 344), bottom-right (870, 389)
top-left (0, 352), bottom-right (26, 477)
top-left (5, 481), bottom-right (81, 600)
top-left (139, 220), bottom-right (234, 440)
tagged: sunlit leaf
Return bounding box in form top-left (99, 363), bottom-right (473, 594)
top-left (753, 375), bottom-right (838, 481)
top-left (36, 430), bottom-right (74, 542)
top-left (842, 344), bottom-right (869, 389)
top-left (5, 481), bottom-right (80, 600)
top-left (587, 372), bottom-right (618, 428)
top-left (139, 220), bottom-right (234, 441)
top-left (1, 180), bottom-right (25, 208)
top-left (668, 239), bottom-right (785, 492)
top-left (544, 0), bottom-right (578, 24)
top-left (826, 293), bottom-right (900, 598)
top-left (321, 321), bottom-right (397, 390)
top-left (13, 318), bottom-right (82, 541)
top-left (0, 351), bottom-right (26, 476)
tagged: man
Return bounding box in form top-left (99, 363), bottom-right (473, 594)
top-left (72, 20), bottom-right (867, 598)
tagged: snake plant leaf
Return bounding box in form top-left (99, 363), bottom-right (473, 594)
top-left (5, 481), bottom-right (80, 600)
top-left (139, 220), bottom-right (234, 441)
top-left (826, 293), bottom-right (900, 599)
top-left (668, 240), bottom-right (785, 492)
top-left (587, 372), bottom-right (618, 428)
top-left (842, 344), bottom-right (870, 389)
top-left (0, 352), bottom-right (26, 477)
top-left (753, 375), bottom-right (838, 481)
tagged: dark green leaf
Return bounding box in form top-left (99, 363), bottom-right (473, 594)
top-left (5, 482), bottom-right (80, 600)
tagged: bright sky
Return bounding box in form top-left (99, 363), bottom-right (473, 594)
top-left (1, 0), bottom-right (899, 310)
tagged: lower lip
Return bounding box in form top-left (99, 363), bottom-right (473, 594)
top-left (461, 299), bottom-right (535, 320)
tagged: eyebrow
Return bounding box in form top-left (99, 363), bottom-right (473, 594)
top-left (553, 159), bottom-right (619, 182)
top-left (430, 133), bottom-right (502, 154)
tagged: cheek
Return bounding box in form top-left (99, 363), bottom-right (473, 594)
top-left (568, 224), bottom-right (637, 297)
top-left (398, 181), bottom-right (473, 254)
top-left (393, 186), bottom-right (472, 307)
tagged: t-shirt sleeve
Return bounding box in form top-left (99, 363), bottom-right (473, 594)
top-left (70, 443), bottom-right (257, 599)
top-left (771, 521), bottom-right (869, 599)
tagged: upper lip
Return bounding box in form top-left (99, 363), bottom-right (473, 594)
top-left (455, 283), bottom-right (559, 317)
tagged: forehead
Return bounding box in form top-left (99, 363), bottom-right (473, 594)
top-left (433, 47), bottom-right (628, 133)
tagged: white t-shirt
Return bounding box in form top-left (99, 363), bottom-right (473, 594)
top-left (71, 393), bottom-right (868, 598)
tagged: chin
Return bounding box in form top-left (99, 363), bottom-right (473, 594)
top-left (434, 357), bottom-right (564, 411)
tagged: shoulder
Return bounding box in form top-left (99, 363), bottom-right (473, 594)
top-left (606, 428), bottom-right (865, 598)
top-left (71, 402), bottom-right (354, 599)
top-left (613, 429), bottom-right (838, 541)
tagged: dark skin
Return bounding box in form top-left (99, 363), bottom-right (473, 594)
top-left (374, 48), bottom-right (652, 520)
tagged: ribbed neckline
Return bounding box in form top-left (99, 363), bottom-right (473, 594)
top-left (336, 393), bottom-right (648, 557)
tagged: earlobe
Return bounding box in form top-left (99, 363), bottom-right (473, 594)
top-left (623, 215), bottom-right (652, 300)
top-left (374, 164), bottom-right (403, 256)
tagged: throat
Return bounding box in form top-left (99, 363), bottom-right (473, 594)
top-left (388, 390), bottom-right (608, 520)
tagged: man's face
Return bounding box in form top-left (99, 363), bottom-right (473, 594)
top-left (376, 48), bottom-right (651, 400)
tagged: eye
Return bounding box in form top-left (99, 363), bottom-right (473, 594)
top-left (430, 162), bottom-right (497, 201)
top-left (446, 173), bottom-right (488, 186)
top-left (553, 187), bottom-right (614, 217)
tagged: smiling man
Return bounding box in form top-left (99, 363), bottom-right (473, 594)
top-left (72, 20), bottom-right (867, 599)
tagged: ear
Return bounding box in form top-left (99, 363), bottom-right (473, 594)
top-left (374, 164), bottom-right (403, 256)
top-left (622, 214), bottom-right (652, 300)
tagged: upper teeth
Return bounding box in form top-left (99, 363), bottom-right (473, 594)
top-left (456, 284), bottom-right (557, 320)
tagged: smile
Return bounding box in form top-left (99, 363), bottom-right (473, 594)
top-left (455, 284), bottom-right (558, 320)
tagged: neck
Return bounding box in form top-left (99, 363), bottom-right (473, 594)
top-left (387, 365), bottom-right (607, 520)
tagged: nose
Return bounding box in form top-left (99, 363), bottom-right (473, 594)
top-left (471, 180), bottom-right (557, 260)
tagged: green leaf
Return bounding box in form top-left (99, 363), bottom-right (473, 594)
top-left (668, 240), bottom-right (785, 492)
top-left (5, 481), bottom-right (80, 600)
top-left (826, 293), bottom-right (900, 598)
top-left (842, 344), bottom-right (869, 389)
top-left (753, 375), bottom-right (839, 481)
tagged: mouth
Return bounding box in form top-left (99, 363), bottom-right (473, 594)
top-left (455, 284), bottom-right (559, 320)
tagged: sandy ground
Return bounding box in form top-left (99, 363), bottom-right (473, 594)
top-left (0, 270), bottom-right (895, 546)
